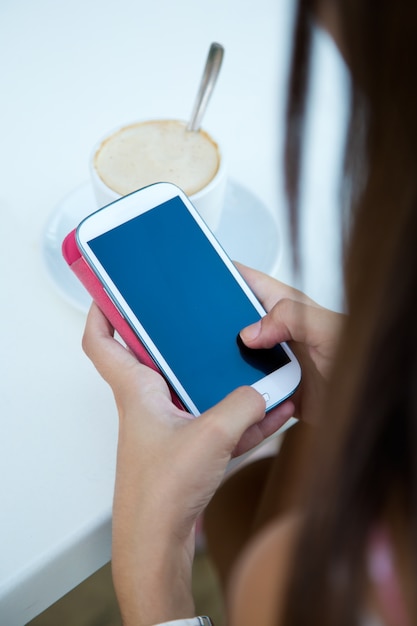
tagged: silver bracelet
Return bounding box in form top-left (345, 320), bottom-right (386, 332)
top-left (151, 618), bottom-right (213, 626)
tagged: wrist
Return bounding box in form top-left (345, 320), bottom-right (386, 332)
top-left (150, 618), bottom-right (213, 626)
top-left (112, 523), bottom-right (195, 626)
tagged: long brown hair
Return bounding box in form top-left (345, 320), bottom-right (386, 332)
top-left (281, 1), bottom-right (417, 624)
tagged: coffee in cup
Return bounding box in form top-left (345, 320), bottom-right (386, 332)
top-left (91, 119), bottom-right (227, 231)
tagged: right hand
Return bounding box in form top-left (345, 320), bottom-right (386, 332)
top-left (238, 263), bottom-right (344, 423)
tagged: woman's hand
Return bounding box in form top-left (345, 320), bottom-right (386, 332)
top-left (82, 303), bottom-right (295, 626)
top-left (238, 263), bottom-right (344, 424)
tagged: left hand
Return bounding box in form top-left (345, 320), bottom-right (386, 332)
top-left (82, 303), bottom-right (295, 626)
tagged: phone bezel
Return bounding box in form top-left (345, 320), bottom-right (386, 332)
top-left (76, 182), bottom-right (301, 415)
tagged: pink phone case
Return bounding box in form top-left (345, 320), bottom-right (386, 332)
top-left (62, 229), bottom-right (184, 410)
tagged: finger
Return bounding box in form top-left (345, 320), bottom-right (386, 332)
top-left (82, 303), bottom-right (142, 385)
top-left (235, 262), bottom-right (317, 311)
top-left (83, 303), bottom-right (122, 362)
top-left (240, 298), bottom-right (328, 350)
top-left (84, 301), bottom-right (114, 339)
top-left (232, 398), bottom-right (296, 457)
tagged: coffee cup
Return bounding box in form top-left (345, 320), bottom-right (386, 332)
top-left (90, 119), bottom-right (227, 231)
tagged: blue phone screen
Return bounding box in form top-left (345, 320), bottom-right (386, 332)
top-left (88, 196), bottom-right (289, 412)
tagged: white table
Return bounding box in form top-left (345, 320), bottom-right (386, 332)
top-left (0, 1), bottom-right (348, 623)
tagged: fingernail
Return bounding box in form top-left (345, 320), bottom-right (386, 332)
top-left (241, 320), bottom-right (261, 342)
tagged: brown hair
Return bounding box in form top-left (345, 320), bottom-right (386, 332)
top-left (281, 0), bottom-right (417, 624)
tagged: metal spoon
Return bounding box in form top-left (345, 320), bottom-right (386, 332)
top-left (187, 42), bottom-right (224, 132)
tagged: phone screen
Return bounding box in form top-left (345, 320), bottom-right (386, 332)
top-left (87, 195), bottom-right (290, 412)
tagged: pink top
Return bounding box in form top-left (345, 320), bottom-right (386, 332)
top-left (366, 527), bottom-right (411, 626)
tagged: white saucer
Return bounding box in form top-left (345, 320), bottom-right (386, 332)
top-left (42, 180), bottom-right (281, 313)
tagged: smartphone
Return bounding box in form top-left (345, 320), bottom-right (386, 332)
top-left (76, 182), bottom-right (301, 415)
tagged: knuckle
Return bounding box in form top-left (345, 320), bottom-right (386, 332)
top-left (276, 297), bottom-right (298, 316)
top-left (81, 331), bottom-right (90, 356)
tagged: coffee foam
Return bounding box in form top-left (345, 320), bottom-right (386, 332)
top-left (94, 120), bottom-right (220, 196)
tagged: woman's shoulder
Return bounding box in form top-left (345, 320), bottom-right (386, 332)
top-left (227, 514), bottom-right (300, 626)
top-left (227, 516), bottom-right (411, 626)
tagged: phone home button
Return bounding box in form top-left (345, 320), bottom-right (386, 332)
top-left (262, 392), bottom-right (270, 403)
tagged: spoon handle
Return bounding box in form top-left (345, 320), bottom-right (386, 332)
top-left (187, 42), bottom-right (224, 132)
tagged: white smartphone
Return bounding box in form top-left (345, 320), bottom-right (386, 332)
top-left (76, 182), bottom-right (301, 415)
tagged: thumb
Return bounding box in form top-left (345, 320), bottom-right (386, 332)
top-left (199, 386), bottom-right (266, 453)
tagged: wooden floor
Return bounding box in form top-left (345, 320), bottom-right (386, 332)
top-left (28, 551), bottom-right (225, 626)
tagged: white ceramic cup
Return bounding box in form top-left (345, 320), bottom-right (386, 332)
top-left (90, 119), bottom-right (227, 232)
